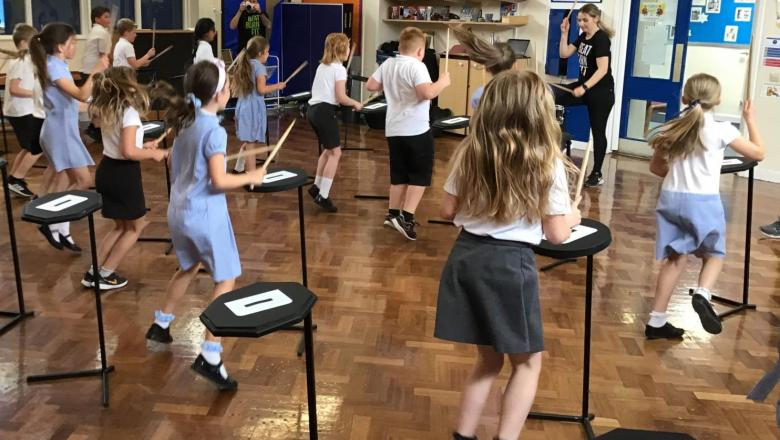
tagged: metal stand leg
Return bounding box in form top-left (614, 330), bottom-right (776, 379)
top-left (354, 194), bottom-right (390, 201)
top-left (1, 104), bottom-right (7, 156)
top-left (138, 159), bottom-right (173, 253)
top-left (304, 313), bottom-right (318, 439)
top-left (529, 255), bottom-right (595, 439)
top-left (342, 117), bottom-right (373, 152)
top-left (27, 214), bottom-right (115, 407)
top-left (286, 187), bottom-right (318, 356)
top-left (427, 219), bottom-right (454, 226)
top-left (0, 164), bottom-right (34, 336)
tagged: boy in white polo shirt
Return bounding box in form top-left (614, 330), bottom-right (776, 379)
top-left (113, 18), bottom-right (155, 69)
top-left (367, 27), bottom-right (450, 240)
top-left (81, 6), bottom-right (112, 141)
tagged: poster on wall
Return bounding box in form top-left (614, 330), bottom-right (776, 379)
top-left (763, 82), bottom-right (780, 99)
top-left (735, 7), bottom-right (752, 22)
top-left (706, 0), bottom-right (721, 13)
top-left (724, 25), bottom-right (738, 42)
top-left (691, 7), bottom-right (705, 22)
top-left (733, 0), bottom-right (755, 3)
top-left (693, 0), bottom-right (706, 5)
top-left (765, 37), bottom-right (780, 67)
top-left (640, 2), bottom-right (667, 20)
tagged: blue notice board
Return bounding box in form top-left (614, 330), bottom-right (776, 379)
top-left (689, 0), bottom-right (754, 46)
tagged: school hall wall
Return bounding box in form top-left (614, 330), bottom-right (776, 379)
top-left (751, 0), bottom-right (780, 183)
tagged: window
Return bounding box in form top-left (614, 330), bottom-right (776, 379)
top-left (141, 0), bottom-right (182, 29)
top-left (92, 0), bottom-right (135, 22)
top-left (32, 0), bottom-right (81, 33)
top-left (2, 0), bottom-right (26, 35)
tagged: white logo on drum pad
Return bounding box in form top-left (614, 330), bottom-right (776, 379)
top-left (224, 289), bottom-right (293, 317)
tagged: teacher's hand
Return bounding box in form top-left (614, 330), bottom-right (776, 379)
top-left (560, 19), bottom-right (570, 34)
top-left (573, 86), bottom-right (586, 98)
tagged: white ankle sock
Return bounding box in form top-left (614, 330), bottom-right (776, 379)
top-left (314, 175), bottom-right (323, 187)
top-left (154, 310), bottom-right (175, 329)
top-left (201, 341), bottom-right (228, 379)
top-left (648, 311), bottom-right (667, 328)
top-left (49, 223), bottom-right (61, 241)
top-left (60, 222), bottom-right (70, 237)
top-left (319, 177), bottom-right (333, 198)
top-left (694, 287), bottom-right (712, 301)
top-left (99, 267), bottom-right (113, 278)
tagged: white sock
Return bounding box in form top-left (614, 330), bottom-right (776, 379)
top-left (319, 177), bottom-right (333, 198)
top-left (154, 310), bottom-right (175, 329)
top-left (648, 311), bottom-right (667, 328)
top-left (49, 223), bottom-right (61, 241)
top-left (694, 287), bottom-right (712, 301)
top-left (60, 222), bottom-right (70, 237)
top-left (201, 341), bottom-right (228, 379)
top-left (234, 146), bottom-right (246, 172)
top-left (99, 267), bottom-right (113, 278)
top-left (314, 175), bottom-right (323, 188)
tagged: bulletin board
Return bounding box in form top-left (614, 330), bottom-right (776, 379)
top-left (689, 0), bottom-right (755, 46)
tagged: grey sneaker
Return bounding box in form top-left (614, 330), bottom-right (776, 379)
top-left (760, 218), bottom-right (780, 239)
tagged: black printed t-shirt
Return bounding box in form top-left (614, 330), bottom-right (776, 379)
top-left (572, 29), bottom-right (614, 90)
top-left (237, 9), bottom-right (268, 52)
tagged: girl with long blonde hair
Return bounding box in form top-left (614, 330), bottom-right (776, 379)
top-left (229, 36), bottom-right (286, 176)
top-left (435, 70), bottom-right (581, 440)
top-left (450, 24), bottom-right (515, 110)
top-left (306, 32), bottom-right (363, 212)
top-left (646, 73), bottom-right (765, 339)
top-left (79, 67), bottom-right (168, 291)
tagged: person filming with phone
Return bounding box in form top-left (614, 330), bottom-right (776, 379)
top-left (230, 0), bottom-right (272, 52)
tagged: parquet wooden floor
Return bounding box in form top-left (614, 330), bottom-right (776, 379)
top-left (0, 111), bottom-right (779, 440)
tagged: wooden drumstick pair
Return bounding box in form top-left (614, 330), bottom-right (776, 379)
top-left (225, 120), bottom-right (297, 166)
top-left (574, 140), bottom-right (591, 201)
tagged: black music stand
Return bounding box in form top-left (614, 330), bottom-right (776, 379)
top-left (22, 190), bottom-right (115, 407)
top-left (136, 120), bottom-right (173, 254)
top-left (201, 281), bottom-right (318, 438)
top-left (342, 74), bottom-right (373, 152)
top-left (529, 218), bottom-right (612, 439)
top-left (0, 158), bottom-right (33, 335)
top-left (248, 167), bottom-right (317, 355)
top-left (354, 101), bottom-right (390, 201)
top-left (686, 156), bottom-right (758, 319)
top-left (427, 116), bottom-right (471, 226)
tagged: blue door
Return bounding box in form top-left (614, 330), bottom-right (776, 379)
top-left (619, 0), bottom-right (693, 157)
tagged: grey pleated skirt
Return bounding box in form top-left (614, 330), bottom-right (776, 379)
top-left (434, 230), bottom-right (544, 354)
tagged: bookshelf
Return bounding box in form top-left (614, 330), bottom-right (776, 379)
top-left (382, 17), bottom-right (528, 28)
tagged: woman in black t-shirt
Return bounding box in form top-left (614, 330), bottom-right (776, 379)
top-left (558, 4), bottom-right (615, 188)
top-left (229, 0), bottom-right (272, 52)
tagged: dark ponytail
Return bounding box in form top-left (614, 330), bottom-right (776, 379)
top-left (150, 61), bottom-right (221, 135)
top-left (193, 17), bottom-right (216, 59)
top-left (450, 24), bottom-right (515, 76)
top-left (29, 22), bottom-right (76, 91)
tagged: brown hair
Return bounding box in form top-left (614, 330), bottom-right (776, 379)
top-left (579, 4), bottom-right (615, 38)
top-left (112, 18), bottom-right (137, 49)
top-left (90, 67), bottom-right (150, 129)
top-left (399, 27), bottom-right (425, 54)
top-left (229, 36), bottom-right (268, 98)
top-left (450, 70), bottom-right (575, 224)
top-left (650, 73), bottom-right (721, 161)
top-left (29, 22), bottom-right (77, 91)
top-left (91, 6), bottom-right (111, 24)
top-left (321, 33), bottom-right (349, 65)
top-left (150, 61), bottom-right (222, 135)
top-left (0, 24), bottom-right (37, 59)
top-left (450, 24), bottom-right (515, 76)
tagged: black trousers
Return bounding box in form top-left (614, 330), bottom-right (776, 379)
top-left (555, 83), bottom-right (615, 176)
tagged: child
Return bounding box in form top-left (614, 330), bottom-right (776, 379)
top-left (366, 26), bottom-right (450, 240)
top-left (30, 22), bottom-right (109, 251)
top-left (450, 24), bottom-right (515, 110)
top-left (193, 18), bottom-right (217, 64)
top-left (646, 73), bottom-right (765, 339)
top-left (145, 60), bottom-right (266, 390)
top-left (112, 18), bottom-right (155, 69)
top-left (229, 36), bottom-right (285, 177)
top-left (306, 32), bottom-right (363, 212)
top-left (435, 70), bottom-right (581, 440)
top-left (3, 24), bottom-right (44, 198)
top-left (81, 5), bottom-right (113, 141)
top-left (80, 67), bottom-right (168, 291)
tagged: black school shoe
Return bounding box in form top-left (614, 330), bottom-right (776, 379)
top-left (38, 225), bottom-right (63, 250)
top-left (692, 294), bottom-right (722, 334)
top-left (584, 172), bottom-right (604, 188)
top-left (59, 235), bottom-right (82, 253)
top-left (191, 354), bottom-right (238, 391)
top-left (313, 194), bottom-right (338, 212)
top-left (81, 271), bottom-right (128, 291)
top-left (307, 184), bottom-right (319, 199)
top-left (8, 177), bottom-right (35, 198)
top-left (453, 434), bottom-right (478, 440)
top-left (145, 323), bottom-right (173, 343)
top-left (391, 216), bottom-right (417, 241)
top-left (645, 322), bottom-right (685, 340)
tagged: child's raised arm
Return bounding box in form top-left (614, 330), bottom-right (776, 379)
top-left (256, 73), bottom-right (286, 95)
top-left (56, 55), bottom-right (109, 102)
top-left (729, 100), bottom-right (766, 161)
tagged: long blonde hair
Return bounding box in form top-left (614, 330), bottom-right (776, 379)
top-left (89, 67), bottom-right (150, 128)
top-left (580, 4), bottom-right (614, 39)
top-left (450, 24), bottom-right (514, 76)
top-left (451, 70), bottom-right (575, 224)
top-left (321, 33), bottom-right (349, 65)
top-left (649, 73), bottom-right (721, 161)
top-left (229, 36), bottom-right (268, 98)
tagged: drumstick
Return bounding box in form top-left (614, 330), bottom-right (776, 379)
top-left (152, 18), bottom-right (157, 48)
top-left (228, 49), bottom-right (244, 72)
top-left (445, 27), bottom-right (450, 75)
top-left (285, 61), bottom-right (308, 83)
top-left (150, 45), bottom-right (173, 62)
top-left (548, 82), bottom-right (575, 95)
top-left (360, 93), bottom-right (379, 107)
top-left (260, 120), bottom-right (296, 172)
top-left (225, 145), bottom-right (275, 162)
top-left (566, 0), bottom-right (579, 20)
top-left (574, 140), bottom-right (592, 200)
top-left (346, 42), bottom-right (357, 72)
top-left (153, 128), bottom-right (171, 146)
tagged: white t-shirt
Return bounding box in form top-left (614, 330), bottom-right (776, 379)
top-left (309, 62), bottom-right (348, 106)
top-left (3, 55), bottom-right (44, 118)
top-left (113, 38), bottom-right (136, 68)
top-left (662, 112), bottom-right (741, 195)
top-left (102, 107), bottom-right (144, 160)
top-left (370, 55), bottom-right (432, 137)
top-left (444, 159), bottom-right (571, 244)
top-left (193, 40), bottom-right (215, 64)
top-left (82, 24), bottom-right (111, 74)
